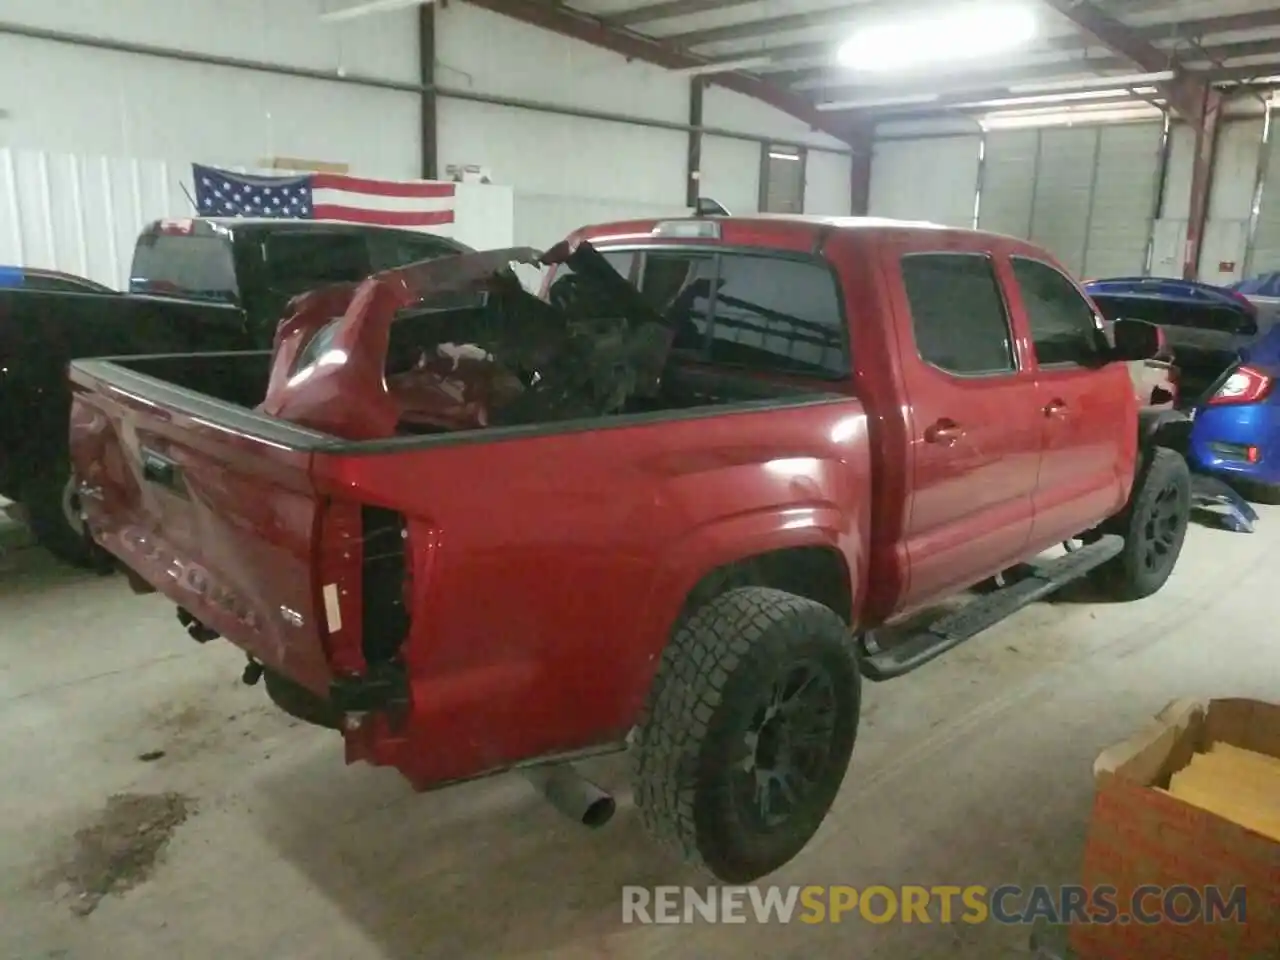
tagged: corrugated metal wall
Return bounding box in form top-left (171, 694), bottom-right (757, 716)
top-left (873, 123), bottom-right (1161, 278)
top-left (0, 149), bottom-right (190, 287)
top-left (435, 4), bottom-right (854, 248)
top-left (869, 136), bottom-right (982, 227)
top-left (1152, 118), bottom-right (1264, 282)
top-left (0, 147), bottom-right (516, 288)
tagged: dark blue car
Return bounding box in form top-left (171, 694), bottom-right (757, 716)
top-left (1187, 321), bottom-right (1280, 502)
top-left (0, 265), bottom-right (113, 294)
top-left (1085, 276), bottom-right (1275, 517)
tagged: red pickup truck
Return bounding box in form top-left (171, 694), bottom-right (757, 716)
top-left (67, 215), bottom-right (1188, 884)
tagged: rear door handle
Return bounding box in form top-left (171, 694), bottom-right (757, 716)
top-left (924, 418), bottom-right (964, 445)
top-left (1043, 399), bottom-right (1068, 418)
top-left (140, 448), bottom-right (180, 489)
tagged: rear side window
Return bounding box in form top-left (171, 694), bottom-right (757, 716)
top-left (1011, 257), bottom-right (1108, 366)
top-left (633, 251), bottom-right (847, 379)
top-left (130, 233), bottom-right (239, 303)
top-left (263, 232), bottom-right (372, 294)
top-left (639, 252), bottom-right (715, 353)
top-left (368, 232), bottom-right (471, 272)
top-left (706, 255), bottom-right (847, 378)
top-left (901, 253), bottom-right (1015, 375)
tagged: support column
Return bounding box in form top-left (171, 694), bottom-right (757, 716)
top-left (686, 77), bottom-right (704, 208)
top-left (418, 3), bottom-right (438, 180)
top-left (1182, 86), bottom-right (1223, 280)
top-left (847, 120), bottom-right (873, 216)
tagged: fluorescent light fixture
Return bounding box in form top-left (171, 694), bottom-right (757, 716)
top-left (816, 92), bottom-right (941, 111)
top-left (961, 88), bottom-right (1149, 109)
top-left (321, 0), bottom-right (432, 22)
top-left (980, 102), bottom-right (1161, 130)
top-left (671, 55), bottom-right (774, 76)
top-left (837, 5), bottom-right (1036, 72)
top-left (768, 151), bottom-right (802, 161)
top-left (1008, 70), bottom-right (1173, 93)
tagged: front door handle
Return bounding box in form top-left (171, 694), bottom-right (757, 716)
top-left (924, 418), bottom-right (964, 445)
top-left (1043, 398), bottom-right (1068, 418)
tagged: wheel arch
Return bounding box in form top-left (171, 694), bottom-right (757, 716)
top-left (620, 509), bottom-right (863, 725)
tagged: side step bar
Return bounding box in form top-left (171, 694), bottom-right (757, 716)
top-left (860, 534), bottom-right (1123, 682)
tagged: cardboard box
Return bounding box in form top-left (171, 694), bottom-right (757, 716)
top-left (1070, 698), bottom-right (1280, 959)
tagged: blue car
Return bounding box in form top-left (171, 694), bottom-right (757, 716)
top-left (1188, 321), bottom-right (1280, 503)
top-left (0, 265), bottom-right (113, 294)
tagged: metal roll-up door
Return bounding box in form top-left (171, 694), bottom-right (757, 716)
top-left (868, 136), bottom-right (981, 227)
top-left (1029, 127), bottom-right (1099, 277)
top-left (977, 129), bottom-right (1038, 239)
top-left (1082, 122), bottom-right (1163, 279)
top-left (1248, 127), bottom-right (1280, 275)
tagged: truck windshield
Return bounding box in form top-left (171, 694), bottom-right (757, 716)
top-left (130, 233), bottom-right (239, 304)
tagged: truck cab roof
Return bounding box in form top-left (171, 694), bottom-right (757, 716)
top-left (569, 214), bottom-right (1036, 258)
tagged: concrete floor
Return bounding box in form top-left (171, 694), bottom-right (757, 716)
top-left (0, 510), bottom-right (1276, 960)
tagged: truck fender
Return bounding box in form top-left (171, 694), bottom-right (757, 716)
top-left (1138, 408), bottom-right (1192, 457)
top-left (620, 506), bottom-right (863, 717)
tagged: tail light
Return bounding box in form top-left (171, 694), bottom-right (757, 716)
top-left (1208, 365), bottom-right (1273, 406)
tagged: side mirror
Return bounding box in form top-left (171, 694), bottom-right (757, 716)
top-left (1111, 318), bottom-right (1162, 361)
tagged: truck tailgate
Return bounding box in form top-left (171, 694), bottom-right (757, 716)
top-left (68, 358), bottom-right (339, 696)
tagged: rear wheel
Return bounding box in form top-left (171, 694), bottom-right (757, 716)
top-left (1095, 448), bottom-right (1190, 600)
top-left (631, 587), bottom-right (860, 883)
top-left (23, 466), bottom-right (97, 569)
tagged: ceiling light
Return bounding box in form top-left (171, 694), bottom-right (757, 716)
top-left (963, 88), bottom-right (1144, 109)
top-left (816, 93), bottom-right (942, 111)
top-left (321, 0), bottom-right (432, 22)
top-left (670, 55), bottom-right (774, 76)
top-left (837, 5), bottom-right (1036, 72)
top-left (1008, 70), bottom-right (1173, 93)
top-left (980, 102), bottom-right (1162, 130)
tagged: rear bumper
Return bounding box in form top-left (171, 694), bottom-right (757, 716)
top-left (1188, 401), bottom-right (1280, 485)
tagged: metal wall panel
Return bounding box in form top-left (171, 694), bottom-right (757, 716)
top-left (1029, 127), bottom-right (1098, 277)
top-left (976, 123), bottom-right (1161, 279)
top-left (1082, 123), bottom-right (1163, 279)
top-left (1246, 123), bottom-right (1280, 276)
top-left (977, 130), bottom-right (1038, 239)
top-left (0, 147), bottom-right (516, 289)
top-left (868, 136), bottom-right (981, 228)
top-left (0, 149), bottom-right (187, 287)
top-left (804, 150), bottom-right (854, 216)
top-left (1154, 119), bottom-right (1263, 281)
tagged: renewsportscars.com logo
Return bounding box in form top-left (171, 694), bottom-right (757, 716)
top-left (620, 884), bottom-right (1249, 926)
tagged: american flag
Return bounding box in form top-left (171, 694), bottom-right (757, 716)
top-left (191, 164), bottom-right (455, 229)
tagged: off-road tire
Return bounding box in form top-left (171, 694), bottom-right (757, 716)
top-left (631, 586), bottom-right (860, 883)
top-left (1096, 448), bottom-right (1190, 601)
top-left (22, 466), bottom-right (97, 569)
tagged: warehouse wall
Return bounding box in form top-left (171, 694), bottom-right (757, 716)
top-left (1153, 119), bottom-right (1264, 283)
top-left (0, 0), bottom-right (857, 272)
top-left (869, 122), bottom-right (1164, 278)
top-left (0, 0), bottom-right (422, 176)
top-left (434, 3), bottom-right (854, 248)
top-left (0, 147), bottom-right (514, 287)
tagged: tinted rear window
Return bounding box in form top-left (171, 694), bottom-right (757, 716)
top-left (130, 233), bottom-right (238, 303)
top-left (576, 249), bottom-right (849, 380)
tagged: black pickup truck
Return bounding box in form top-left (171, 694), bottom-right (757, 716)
top-left (0, 217), bottom-right (471, 565)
